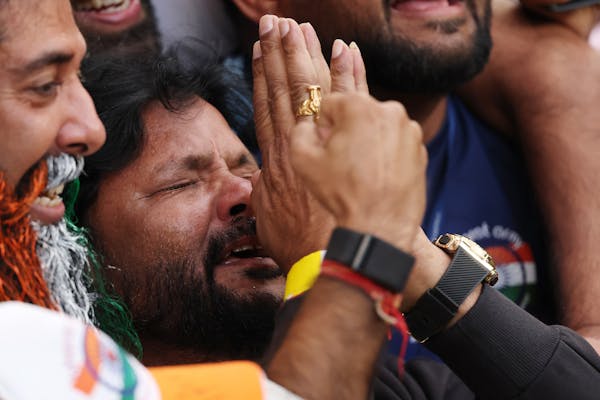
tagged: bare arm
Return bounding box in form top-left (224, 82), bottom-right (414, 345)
top-left (458, 0), bottom-right (600, 352)
top-left (251, 15), bottom-right (402, 398)
top-left (267, 277), bottom-right (388, 399)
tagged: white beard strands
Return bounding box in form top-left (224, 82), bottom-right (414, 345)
top-left (33, 154), bottom-right (95, 324)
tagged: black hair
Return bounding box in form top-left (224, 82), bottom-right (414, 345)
top-left (76, 47), bottom-right (256, 220)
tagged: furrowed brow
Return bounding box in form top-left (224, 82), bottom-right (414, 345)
top-left (152, 154), bottom-right (214, 176)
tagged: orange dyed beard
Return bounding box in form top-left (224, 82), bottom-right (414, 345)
top-left (0, 161), bottom-right (56, 309)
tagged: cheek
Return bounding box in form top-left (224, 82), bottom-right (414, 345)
top-left (145, 201), bottom-right (213, 243)
top-left (110, 200), bottom-right (213, 266)
top-left (0, 118), bottom-right (55, 188)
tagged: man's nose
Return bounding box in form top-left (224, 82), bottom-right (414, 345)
top-left (55, 78), bottom-right (106, 156)
top-left (216, 173), bottom-right (253, 222)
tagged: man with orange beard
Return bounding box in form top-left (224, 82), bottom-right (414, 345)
top-left (0, 0), bottom-right (105, 305)
top-left (22, 0), bottom-right (163, 344)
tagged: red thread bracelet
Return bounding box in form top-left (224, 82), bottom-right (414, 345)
top-left (321, 259), bottom-right (409, 378)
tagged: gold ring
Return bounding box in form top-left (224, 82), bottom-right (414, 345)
top-left (296, 85), bottom-right (322, 120)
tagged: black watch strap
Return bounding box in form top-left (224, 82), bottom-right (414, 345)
top-left (405, 246), bottom-right (490, 342)
top-left (325, 227), bottom-right (415, 292)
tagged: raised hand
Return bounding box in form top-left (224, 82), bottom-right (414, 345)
top-left (289, 93), bottom-right (428, 252)
top-left (251, 15), bottom-right (368, 272)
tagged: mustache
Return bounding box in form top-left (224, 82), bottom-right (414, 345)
top-left (203, 217), bottom-right (257, 282)
top-left (45, 154), bottom-right (84, 190)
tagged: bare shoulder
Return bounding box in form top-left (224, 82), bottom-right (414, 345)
top-left (458, 0), bottom-right (600, 137)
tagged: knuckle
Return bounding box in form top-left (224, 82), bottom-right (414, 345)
top-left (292, 80), bottom-right (317, 100)
top-left (268, 78), bottom-right (291, 103)
top-left (408, 120), bottom-right (424, 141)
top-left (330, 57), bottom-right (352, 77)
top-left (252, 55), bottom-right (264, 74)
top-left (383, 100), bottom-right (407, 118)
top-left (259, 39), bottom-right (281, 55)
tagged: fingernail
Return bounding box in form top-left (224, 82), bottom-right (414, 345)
top-left (349, 41), bottom-right (360, 52)
top-left (279, 18), bottom-right (290, 37)
top-left (331, 39), bottom-right (345, 59)
top-left (259, 15), bottom-right (274, 36)
top-left (252, 41), bottom-right (262, 60)
top-left (300, 23), bottom-right (314, 39)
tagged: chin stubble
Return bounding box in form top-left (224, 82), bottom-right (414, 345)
top-left (365, 0), bottom-right (492, 93)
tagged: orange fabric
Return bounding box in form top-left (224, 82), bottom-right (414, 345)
top-left (0, 161), bottom-right (56, 308)
top-left (149, 361), bottom-right (265, 400)
top-left (74, 328), bottom-right (102, 394)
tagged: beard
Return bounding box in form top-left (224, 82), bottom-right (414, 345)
top-left (124, 217), bottom-right (282, 362)
top-left (175, 280), bottom-right (281, 362)
top-left (79, 0), bottom-right (160, 57)
top-left (362, 0), bottom-right (492, 94)
top-left (32, 154), bottom-right (95, 324)
top-left (0, 161), bottom-right (56, 308)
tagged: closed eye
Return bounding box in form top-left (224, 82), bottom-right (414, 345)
top-left (156, 181), bottom-right (197, 194)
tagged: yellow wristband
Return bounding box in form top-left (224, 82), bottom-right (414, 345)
top-left (284, 250), bottom-right (325, 300)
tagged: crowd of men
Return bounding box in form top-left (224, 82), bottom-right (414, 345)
top-left (1, 0), bottom-right (600, 398)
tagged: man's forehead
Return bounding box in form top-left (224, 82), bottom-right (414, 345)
top-left (143, 98), bottom-right (238, 141)
top-left (141, 98), bottom-right (255, 165)
top-left (3, 0), bottom-right (73, 26)
top-left (0, 1), bottom-right (85, 72)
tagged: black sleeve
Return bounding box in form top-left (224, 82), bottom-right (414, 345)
top-left (264, 295), bottom-right (475, 400)
top-left (265, 287), bottom-right (600, 400)
top-left (426, 285), bottom-right (600, 400)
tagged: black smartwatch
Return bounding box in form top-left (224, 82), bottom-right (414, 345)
top-left (324, 227), bottom-right (415, 293)
top-left (405, 234), bottom-right (498, 343)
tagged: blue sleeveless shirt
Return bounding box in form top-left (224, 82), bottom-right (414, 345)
top-left (400, 96), bottom-right (555, 360)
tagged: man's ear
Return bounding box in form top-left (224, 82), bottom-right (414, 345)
top-left (231, 0), bottom-right (280, 23)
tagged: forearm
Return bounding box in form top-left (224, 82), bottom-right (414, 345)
top-left (513, 50), bottom-right (600, 353)
top-left (266, 277), bottom-right (388, 400)
top-left (460, 3), bottom-right (600, 350)
top-left (523, 130), bottom-right (600, 353)
top-left (402, 234), bottom-right (600, 398)
top-left (427, 287), bottom-right (600, 400)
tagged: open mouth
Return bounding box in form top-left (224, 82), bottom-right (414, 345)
top-left (215, 235), bottom-right (282, 280)
top-left (29, 155), bottom-right (84, 226)
top-left (33, 183), bottom-right (65, 208)
top-left (218, 236), bottom-right (270, 265)
top-left (72, 0), bottom-right (144, 28)
top-left (74, 0), bottom-right (133, 13)
top-left (390, 0), bottom-right (463, 15)
top-left (30, 183), bottom-right (66, 225)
